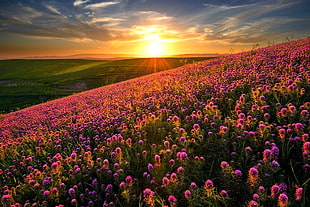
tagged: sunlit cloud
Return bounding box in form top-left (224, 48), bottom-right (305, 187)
top-left (85, 1), bottom-right (120, 9)
top-left (89, 17), bottom-right (124, 24)
top-left (73, 0), bottom-right (90, 7)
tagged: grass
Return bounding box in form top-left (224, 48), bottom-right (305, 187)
top-left (0, 57), bottom-right (213, 113)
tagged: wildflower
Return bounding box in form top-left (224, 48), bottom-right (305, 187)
top-left (170, 173), bottom-right (177, 182)
top-left (248, 167), bottom-right (259, 184)
top-left (302, 134), bottom-right (309, 142)
top-left (178, 152), bottom-right (188, 160)
top-left (258, 186), bottom-right (265, 193)
top-left (263, 149), bottom-right (272, 162)
top-left (271, 145), bottom-right (279, 157)
top-left (147, 163), bottom-right (153, 172)
top-left (168, 195), bottom-right (177, 206)
top-left (278, 193), bottom-right (289, 207)
top-left (205, 179), bottom-right (214, 191)
top-left (279, 183), bottom-right (287, 192)
top-left (184, 190), bottom-right (191, 199)
top-left (295, 187), bottom-right (303, 201)
top-left (233, 169), bottom-right (242, 178)
top-left (163, 140), bottom-right (170, 148)
top-left (68, 188), bottom-right (76, 197)
top-left (51, 187), bottom-right (58, 195)
top-left (179, 136), bottom-right (186, 143)
top-left (294, 123), bottom-right (304, 131)
top-left (248, 200), bottom-right (258, 207)
top-left (279, 128), bottom-right (286, 138)
top-left (154, 155), bottom-right (161, 163)
top-left (253, 193), bottom-right (259, 201)
top-left (143, 188), bottom-right (155, 205)
top-left (162, 177), bottom-right (169, 185)
top-left (2, 194), bottom-right (12, 203)
top-left (177, 166), bottom-right (184, 173)
top-left (303, 142), bottom-right (310, 153)
top-left (190, 182), bottom-right (197, 189)
top-left (270, 160), bottom-right (280, 168)
top-left (43, 190), bottom-right (50, 196)
top-left (193, 123), bottom-right (200, 130)
top-left (271, 184), bottom-right (279, 198)
top-left (220, 161), bottom-right (229, 169)
top-left (71, 199), bottom-right (77, 205)
top-left (221, 190), bottom-right (228, 197)
top-left (125, 176), bottom-right (133, 185)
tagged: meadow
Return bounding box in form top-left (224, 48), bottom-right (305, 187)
top-left (0, 57), bottom-right (211, 113)
top-left (0, 38), bottom-right (309, 207)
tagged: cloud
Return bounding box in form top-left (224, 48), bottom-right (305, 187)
top-left (89, 17), bottom-right (124, 24)
top-left (85, 1), bottom-right (120, 9)
top-left (44, 4), bottom-right (62, 15)
top-left (0, 3), bottom-right (114, 42)
top-left (73, 0), bottom-right (90, 7)
top-left (177, 0), bottom-right (305, 44)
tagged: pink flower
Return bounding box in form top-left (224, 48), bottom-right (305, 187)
top-left (184, 190), bottom-right (191, 199)
top-left (2, 194), bottom-right (12, 203)
top-left (205, 179), bottom-right (214, 190)
top-left (248, 200), bottom-right (258, 207)
top-left (295, 187), bottom-right (303, 201)
top-left (168, 195), bottom-right (177, 204)
top-left (278, 193), bottom-right (288, 207)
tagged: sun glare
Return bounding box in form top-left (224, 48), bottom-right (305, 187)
top-left (141, 34), bottom-right (167, 57)
top-left (147, 41), bottom-right (163, 57)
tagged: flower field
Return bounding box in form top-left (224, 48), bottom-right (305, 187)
top-left (0, 38), bottom-right (309, 206)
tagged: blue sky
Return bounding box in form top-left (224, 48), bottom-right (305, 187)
top-left (0, 0), bottom-right (309, 58)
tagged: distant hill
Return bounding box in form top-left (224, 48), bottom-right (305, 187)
top-left (0, 57), bottom-right (214, 113)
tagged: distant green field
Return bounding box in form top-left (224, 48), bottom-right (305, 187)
top-left (0, 57), bottom-right (213, 113)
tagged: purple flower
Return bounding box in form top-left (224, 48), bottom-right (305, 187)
top-left (68, 188), bottom-right (76, 197)
top-left (234, 170), bottom-right (242, 178)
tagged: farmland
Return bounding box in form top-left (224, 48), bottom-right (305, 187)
top-left (0, 38), bottom-right (309, 206)
top-left (0, 57), bottom-right (211, 113)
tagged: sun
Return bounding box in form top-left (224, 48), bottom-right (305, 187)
top-left (142, 34), bottom-right (166, 57)
top-left (147, 41), bottom-right (163, 57)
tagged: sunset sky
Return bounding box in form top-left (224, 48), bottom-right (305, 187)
top-left (0, 0), bottom-right (309, 58)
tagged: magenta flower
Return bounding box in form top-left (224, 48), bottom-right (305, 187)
top-left (205, 179), bottom-right (214, 190)
top-left (248, 167), bottom-right (259, 184)
top-left (248, 200), bottom-right (258, 207)
top-left (168, 195), bottom-right (177, 205)
top-left (184, 190), bottom-right (191, 199)
top-left (162, 177), bottom-right (169, 185)
top-left (303, 142), bottom-right (310, 153)
top-left (2, 194), bottom-right (12, 203)
top-left (295, 187), bottom-right (303, 201)
top-left (278, 193), bottom-right (289, 207)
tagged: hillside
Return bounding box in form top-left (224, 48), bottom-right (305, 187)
top-left (0, 38), bottom-right (309, 206)
top-left (0, 57), bottom-right (211, 113)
